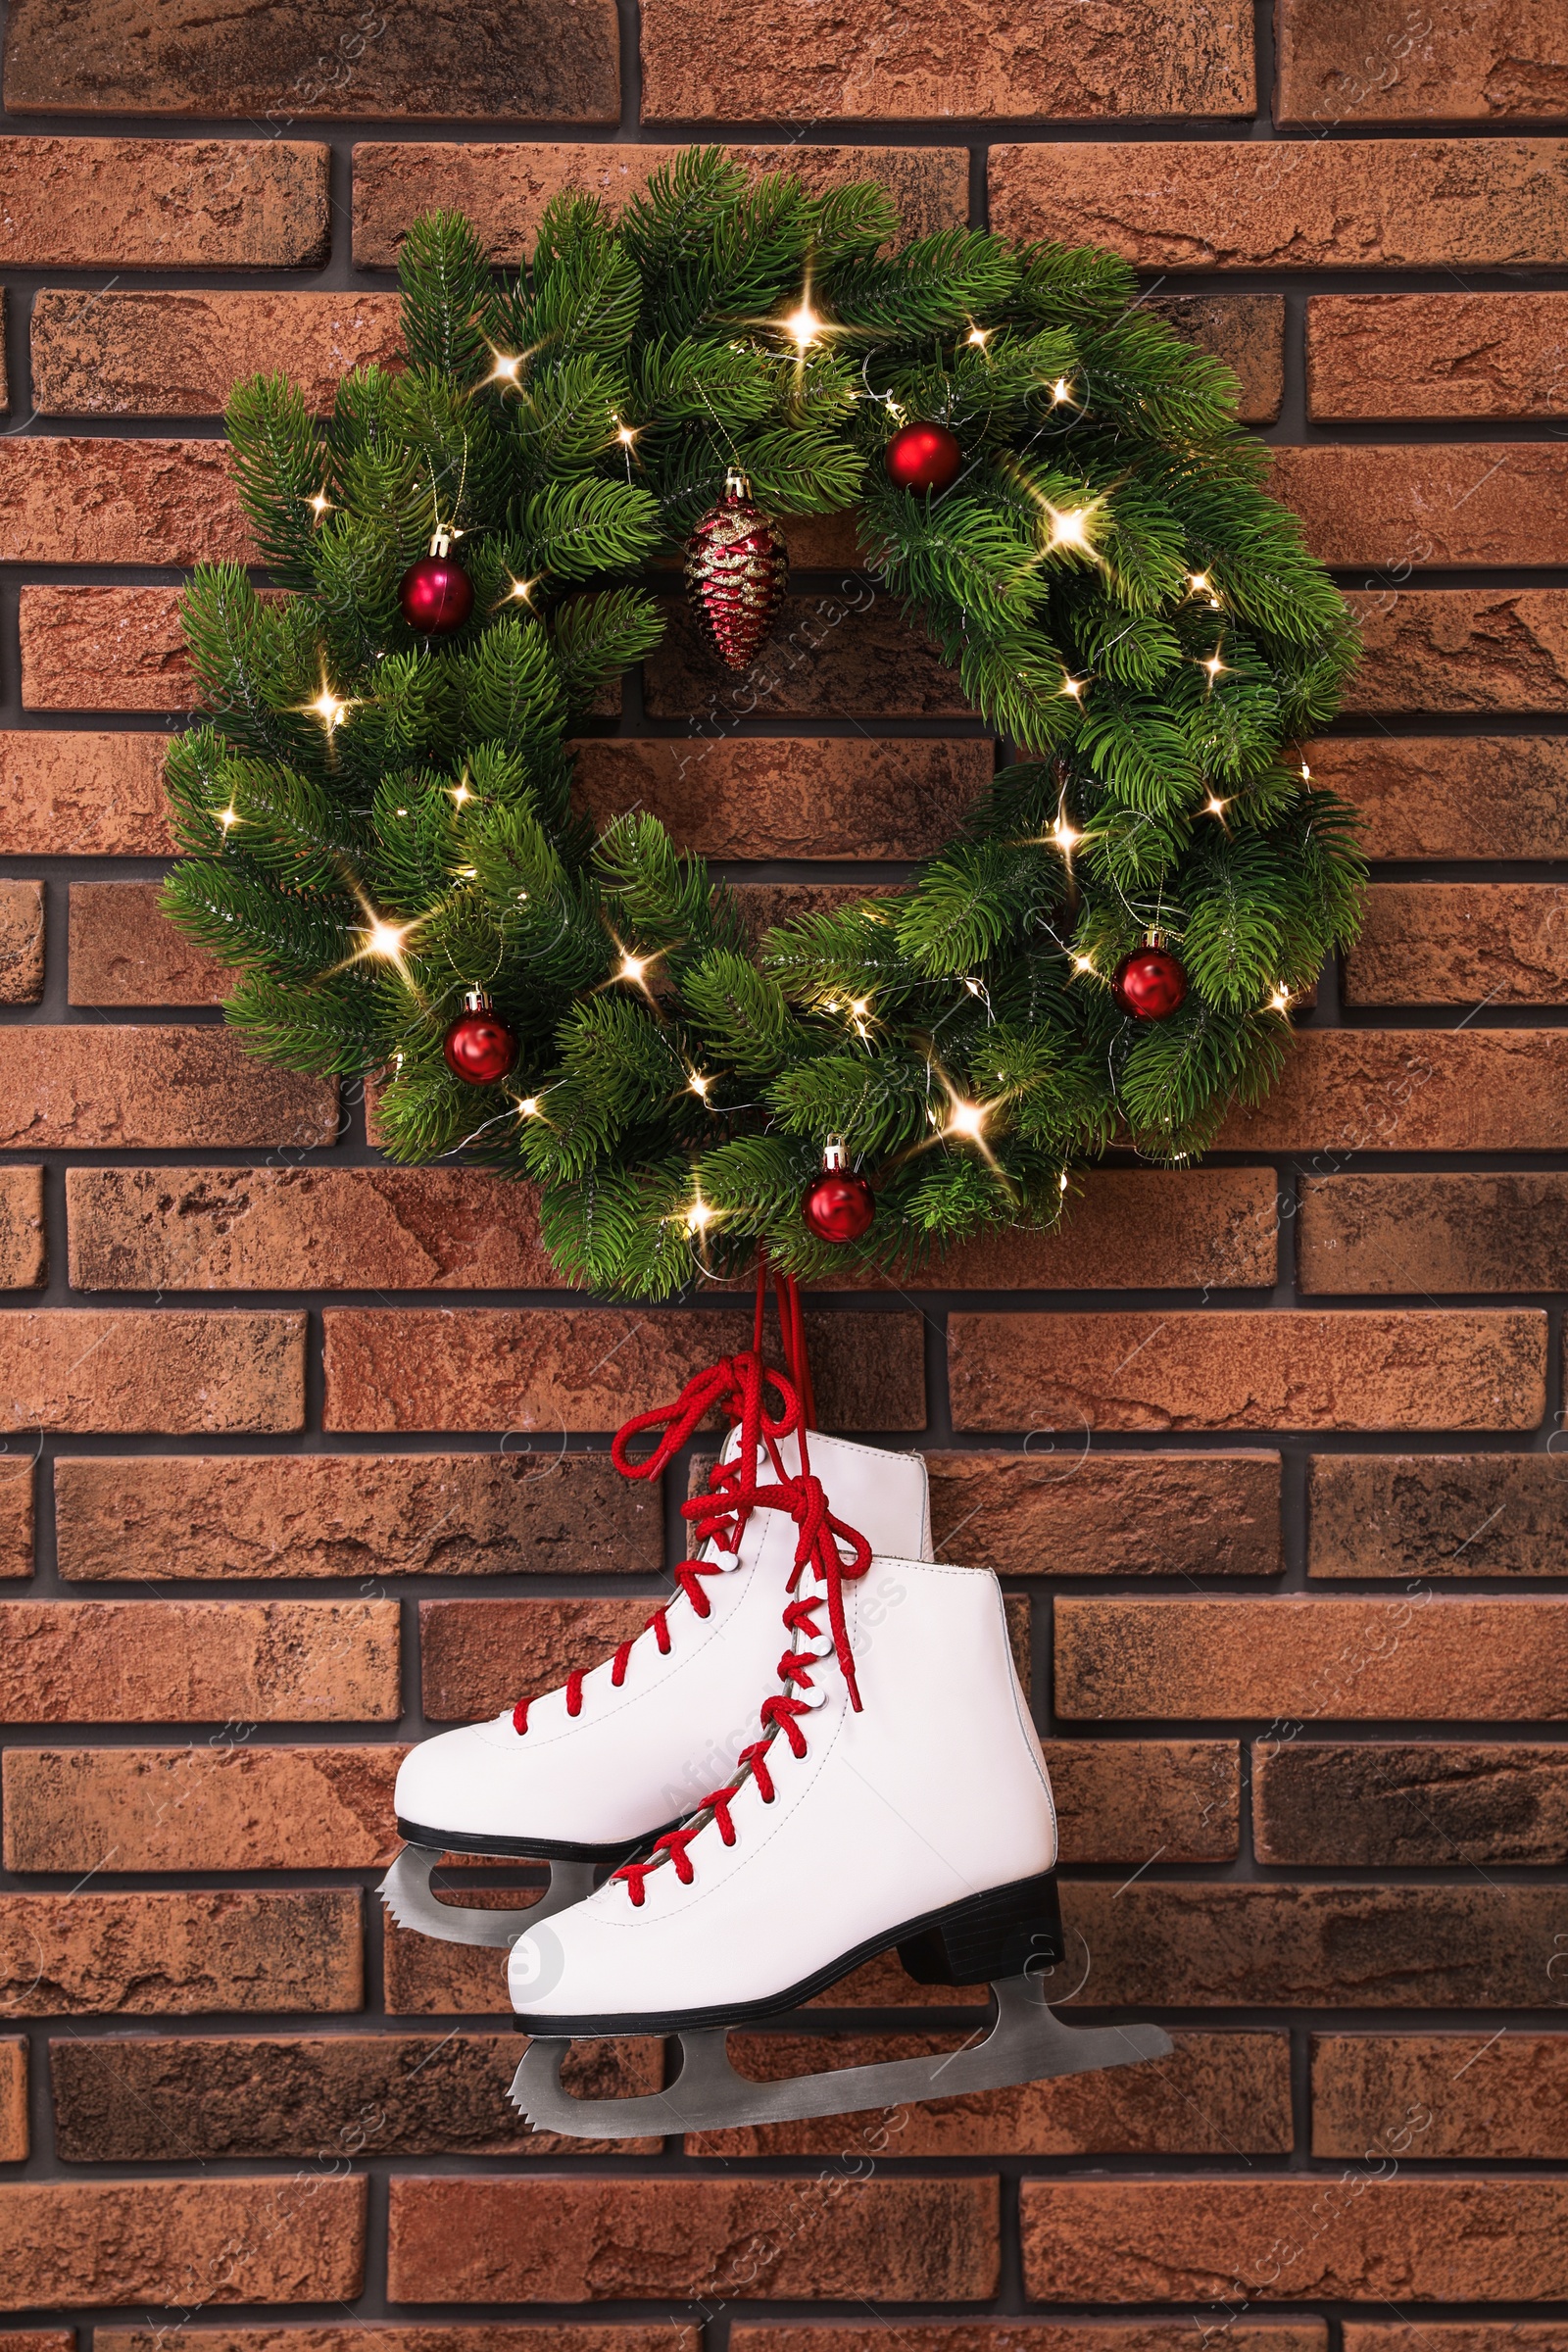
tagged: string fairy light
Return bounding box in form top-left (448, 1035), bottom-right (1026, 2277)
top-left (688, 1071), bottom-right (712, 1100)
top-left (450, 778), bottom-right (473, 807)
top-left (301, 679), bottom-right (354, 733)
top-left (1047, 505), bottom-right (1094, 552)
top-left (1071, 953), bottom-right (1096, 975)
top-left (782, 299), bottom-right (826, 353)
top-left (217, 805), bottom-right (239, 831)
top-left (1203, 794), bottom-right (1228, 819)
top-left (515, 1096), bottom-right (541, 1118)
top-left (966, 324), bottom-right (991, 349)
top-left (1267, 984), bottom-right (1292, 1013)
top-left (1051, 377), bottom-right (1073, 404)
top-left (1059, 674), bottom-right (1086, 702)
top-left (488, 352), bottom-right (523, 385)
top-left (308, 491), bottom-right (332, 521)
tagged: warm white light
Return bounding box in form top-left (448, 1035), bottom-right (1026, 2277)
top-left (783, 301), bottom-right (825, 352)
top-left (967, 324), bottom-right (990, 349)
top-left (308, 491), bottom-right (331, 520)
top-left (506, 576), bottom-right (537, 605)
top-left (490, 353), bottom-right (522, 384)
top-left (1267, 984), bottom-right (1292, 1013)
top-left (1300, 760), bottom-right (1312, 781)
top-left (1201, 650), bottom-right (1225, 681)
top-left (517, 1096), bottom-right (541, 1117)
top-left (1053, 816), bottom-right (1081, 855)
top-left (611, 416), bottom-right (638, 449)
top-left (1059, 674), bottom-right (1085, 701)
top-left (963, 977), bottom-right (983, 996)
top-left (688, 1071), bottom-right (711, 1099)
top-left (1189, 570), bottom-right (1209, 592)
top-left (619, 955), bottom-right (648, 985)
top-left (1052, 377), bottom-right (1072, 404)
top-left (218, 806), bottom-right (238, 830)
top-left (1204, 795), bottom-right (1227, 818)
top-left (451, 780), bottom-right (472, 807)
top-left (849, 998), bottom-right (869, 1017)
top-left (365, 919), bottom-right (410, 959)
top-left (456, 865), bottom-right (477, 879)
top-left (1071, 953), bottom-right (1096, 974)
top-left (308, 686), bottom-right (351, 730)
top-left (686, 1190), bottom-right (715, 1235)
top-left (1059, 1169), bottom-right (1070, 1193)
top-left (948, 1100), bottom-right (987, 1141)
top-left (1049, 506), bottom-right (1092, 550)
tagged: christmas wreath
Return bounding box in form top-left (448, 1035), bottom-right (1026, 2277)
top-left (162, 148), bottom-right (1362, 1297)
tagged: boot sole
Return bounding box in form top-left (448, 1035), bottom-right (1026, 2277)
top-left (397, 1814), bottom-right (670, 1865)
top-left (512, 1865), bottom-right (1064, 2034)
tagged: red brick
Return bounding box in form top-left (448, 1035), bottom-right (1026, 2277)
top-left (1047, 1740), bottom-right (1238, 1862)
top-left (352, 142), bottom-right (968, 268)
top-left (4, 0), bottom-right (618, 121)
top-left (53, 1449), bottom-right (657, 1582)
top-left (323, 1308), bottom-right (925, 1433)
top-left (687, 2028), bottom-right (1285, 2157)
top-left (0, 1598), bottom-right (398, 1722)
top-left (1054, 1882), bottom-right (1568, 2010)
top-left (1152, 293), bottom-right (1284, 424)
top-left (0, 1167), bottom-right (44, 1288)
top-left (0, 1888), bottom-right (362, 2014)
top-left (1271, 443), bottom-right (1568, 569)
top-left (1343, 588), bottom-right (1568, 715)
top-left (68, 880), bottom-right (227, 1006)
top-left (0, 881), bottom-right (42, 1004)
top-left (949, 1309), bottom-right (1544, 1434)
top-left (733, 2330), bottom-right (1328, 2352)
top-left (1346, 2328), bottom-right (1568, 2352)
top-left (0, 1027), bottom-right (335, 1150)
top-left (1055, 1596), bottom-right (1568, 1720)
top-left (1219, 1030), bottom-right (1568, 1153)
top-left (1300, 1172), bottom-right (1568, 1294)
top-left (0, 729), bottom-right (173, 855)
top-left (1277, 0), bottom-right (1568, 124)
top-left (0, 1309), bottom-right (304, 1433)
top-left (4, 1744), bottom-right (404, 1872)
top-left (1308, 1452), bottom-right (1568, 1580)
top-left (420, 1596), bottom-right (644, 1720)
top-left (645, 0), bottom-right (1250, 118)
top-left (67, 1166), bottom-right (571, 1289)
top-left (573, 736), bottom-right (990, 860)
top-left (927, 1449), bottom-right (1281, 1577)
top-left (99, 2333), bottom-right (694, 2352)
top-left (1305, 735), bottom-right (1568, 859)
top-left (1309, 290), bottom-right (1568, 420)
top-left (1254, 1740), bottom-right (1568, 1864)
top-left (942, 1168), bottom-right (1278, 1290)
top-left (0, 438), bottom-right (251, 565)
top-left (49, 2031), bottom-right (661, 2161)
top-left (1347, 882), bottom-right (1568, 1007)
top-left (989, 137), bottom-right (1568, 270)
top-left (643, 592), bottom-right (966, 718)
top-left (0, 137), bottom-right (328, 269)
top-left (22, 585), bottom-right (189, 710)
top-left (0, 1460), bottom-right (31, 1580)
top-left (0, 2041), bottom-right (24, 2161)
top-left (0, 2177), bottom-right (364, 2309)
top-left (383, 1902), bottom-right (516, 2016)
top-left (0, 2334), bottom-right (70, 2352)
top-left (1028, 2176), bottom-right (1568, 2302)
top-left (386, 2176), bottom-right (999, 2301)
top-left (32, 288), bottom-right (403, 417)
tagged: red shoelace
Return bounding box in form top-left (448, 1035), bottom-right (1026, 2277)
top-left (509, 1264), bottom-right (862, 1740)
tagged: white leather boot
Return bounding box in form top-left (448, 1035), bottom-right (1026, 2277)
top-left (507, 1544), bottom-right (1171, 2134)
top-left (382, 1342), bottom-right (931, 1947)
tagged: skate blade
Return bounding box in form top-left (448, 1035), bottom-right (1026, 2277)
top-left (378, 1845), bottom-right (598, 1949)
top-left (509, 1973), bottom-right (1174, 2138)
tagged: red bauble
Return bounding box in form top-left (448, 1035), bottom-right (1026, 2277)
top-left (400, 551), bottom-right (474, 636)
top-left (802, 1142), bottom-right (875, 1245)
top-left (685, 469), bottom-right (786, 671)
top-left (885, 421), bottom-right (963, 496)
top-left (1112, 947), bottom-right (1189, 1021)
top-left (442, 995), bottom-right (518, 1084)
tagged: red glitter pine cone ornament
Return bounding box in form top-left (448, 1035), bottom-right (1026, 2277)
top-left (442, 991), bottom-right (518, 1083)
top-left (400, 532), bottom-right (474, 636)
top-left (885, 420), bottom-right (963, 495)
top-left (1112, 945), bottom-right (1189, 1021)
top-left (802, 1141), bottom-right (875, 1244)
top-left (685, 469), bottom-right (786, 671)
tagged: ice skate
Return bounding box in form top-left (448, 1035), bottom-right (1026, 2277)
top-left (380, 1274), bottom-right (932, 1947)
top-left (507, 1537), bottom-right (1171, 2135)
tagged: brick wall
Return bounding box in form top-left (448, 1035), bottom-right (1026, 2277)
top-left (0, 0), bottom-right (1566, 2346)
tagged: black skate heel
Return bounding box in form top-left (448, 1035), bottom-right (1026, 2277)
top-left (895, 1868), bottom-right (1065, 1986)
